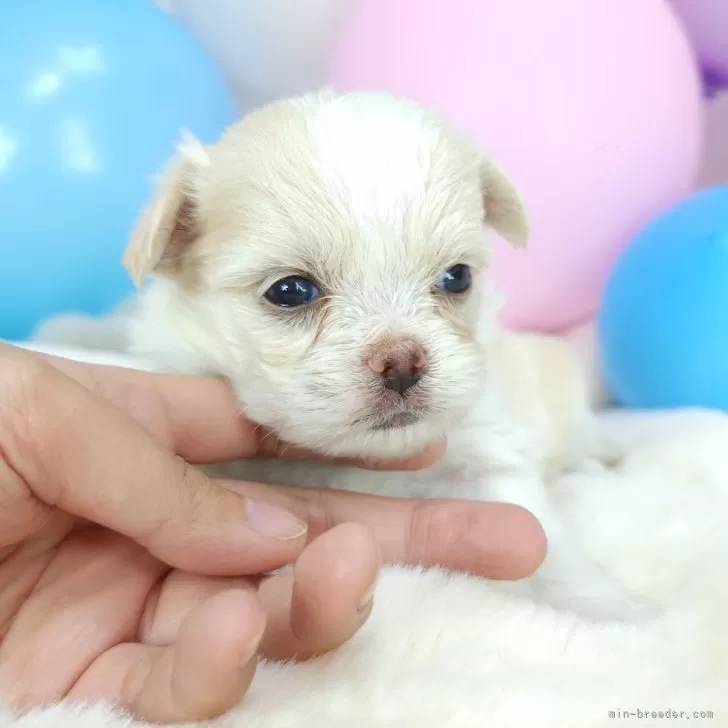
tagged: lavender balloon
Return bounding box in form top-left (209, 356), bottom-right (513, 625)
top-left (671, 0), bottom-right (728, 93)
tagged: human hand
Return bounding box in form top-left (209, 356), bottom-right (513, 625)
top-left (0, 344), bottom-right (545, 723)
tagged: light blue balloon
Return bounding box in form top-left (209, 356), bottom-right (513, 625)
top-left (598, 185), bottom-right (728, 410)
top-left (0, 0), bottom-right (238, 340)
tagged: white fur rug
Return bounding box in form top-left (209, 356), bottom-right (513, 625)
top-left (2, 340), bottom-right (728, 727)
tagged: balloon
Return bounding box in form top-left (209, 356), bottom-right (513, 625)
top-left (170, 0), bottom-right (356, 110)
top-left (0, 0), bottom-right (238, 341)
top-left (670, 0), bottom-right (728, 90)
top-left (329, 0), bottom-right (703, 332)
top-left (696, 93), bottom-right (728, 188)
top-left (598, 186), bottom-right (728, 410)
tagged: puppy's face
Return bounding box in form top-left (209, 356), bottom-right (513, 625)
top-left (125, 91), bottom-right (528, 458)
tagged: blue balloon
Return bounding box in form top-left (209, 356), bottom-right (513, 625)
top-left (598, 185), bottom-right (728, 410)
top-left (0, 0), bottom-right (238, 340)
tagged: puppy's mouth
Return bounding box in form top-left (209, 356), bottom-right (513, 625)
top-left (354, 387), bottom-right (432, 431)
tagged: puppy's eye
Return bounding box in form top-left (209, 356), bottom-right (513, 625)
top-left (264, 276), bottom-right (320, 308)
top-left (435, 264), bottom-right (471, 294)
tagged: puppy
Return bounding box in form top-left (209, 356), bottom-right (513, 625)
top-left (124, 90), bottom-right (641, 618)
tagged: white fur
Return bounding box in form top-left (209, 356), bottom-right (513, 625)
top-left (4, 340), bottom-right (728, 727)
top-left (122, 91), bottom-right (645, 618)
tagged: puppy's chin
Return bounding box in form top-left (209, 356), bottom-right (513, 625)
top-left (245, 405), bottom-right (444, 460)
top-left (322, 420), bottom-right (445, 461)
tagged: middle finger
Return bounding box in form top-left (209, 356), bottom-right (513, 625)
top-left (220, 479), bottom-right (546, 580)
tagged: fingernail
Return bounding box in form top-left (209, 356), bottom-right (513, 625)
top-left (246, 499), bottom-right (308, 539)
top-left (357, 583), bottom-right (376, 616)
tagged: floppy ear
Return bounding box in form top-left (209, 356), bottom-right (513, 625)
top-left (122, 132), bottom-right (210, 286)
top-left (480, 159), bottom-right (529, 248)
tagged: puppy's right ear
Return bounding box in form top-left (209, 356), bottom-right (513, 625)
top-left (123, 132), bottom-right (210, 286)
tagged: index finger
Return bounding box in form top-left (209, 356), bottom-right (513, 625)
top-left (26, 348), bottom-right (445, 471)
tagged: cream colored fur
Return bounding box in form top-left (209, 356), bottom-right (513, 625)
top-left (4, 337), bottom-right (728, 726)
top-left (8, 92), bottom-right (726, 727)
top-left (120, 90), bottom-right (645, 619)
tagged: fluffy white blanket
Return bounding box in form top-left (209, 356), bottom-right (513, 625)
top-left (2, 340), bottom-right (727, 727)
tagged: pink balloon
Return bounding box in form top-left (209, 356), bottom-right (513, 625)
top-left (671, 0), bottom-right (728, 86)
top-left (329, 0), bottom-right (703, 332)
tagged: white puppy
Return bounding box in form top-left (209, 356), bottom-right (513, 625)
top-left (124, 90), bottom-right (641, 618)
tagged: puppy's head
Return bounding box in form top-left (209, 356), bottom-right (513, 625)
top-left (125, 91), bottom-right (528, 458)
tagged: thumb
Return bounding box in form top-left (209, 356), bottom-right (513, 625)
top-left (0, 352), bottom-right (308, 575)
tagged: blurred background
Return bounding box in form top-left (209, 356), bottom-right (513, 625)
top-left (2, 0), bottom-right (728, 411)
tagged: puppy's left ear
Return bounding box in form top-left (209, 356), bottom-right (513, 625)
top-left (480, 159), bottom-right (529, 248)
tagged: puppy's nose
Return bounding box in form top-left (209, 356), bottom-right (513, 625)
top-left (367, 337), bottom-right (428, 396)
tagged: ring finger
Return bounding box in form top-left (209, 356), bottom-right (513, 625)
top-left (140, 522), bottom-right (379, 661)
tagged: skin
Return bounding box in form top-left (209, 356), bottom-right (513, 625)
top-left (0, 344), bottom-right (545, 723)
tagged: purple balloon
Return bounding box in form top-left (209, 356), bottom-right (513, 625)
top-left (671, 0), bottom-right (728, 90)
top-left (703, 69), bottom-right (726, 98)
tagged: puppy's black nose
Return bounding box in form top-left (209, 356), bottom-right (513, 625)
top-left (382, 370), bottom-right (422, 395)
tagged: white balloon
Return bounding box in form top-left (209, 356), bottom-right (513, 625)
top-left (169, 0), bottom-right (358, 110)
